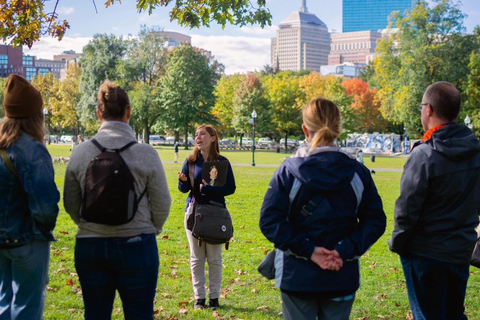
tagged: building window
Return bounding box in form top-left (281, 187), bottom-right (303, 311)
top-left (0, 54), bottom-right (7, 65)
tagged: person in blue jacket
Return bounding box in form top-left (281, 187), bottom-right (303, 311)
top-left (0, 74), bottom-right (60, 319)
top-left (178, 124), bottom-right (236, 310)
top-left (260, 97), bottom-right (386, 320)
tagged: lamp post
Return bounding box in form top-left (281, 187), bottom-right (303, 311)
top-left (251, 109), bottom-right (257, 167)
top-left (465, 115), bottom-right (473, 130)
top-left (43, 108), bottom-right (50, 144)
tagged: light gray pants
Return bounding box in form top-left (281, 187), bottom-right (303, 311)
top-left (185, 221), bottom-right (223, 300)
top-left (281, 291), bottom-right (354, 320)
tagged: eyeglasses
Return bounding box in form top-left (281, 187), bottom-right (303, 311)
top-left (417, 103), bottom-right (429, 112)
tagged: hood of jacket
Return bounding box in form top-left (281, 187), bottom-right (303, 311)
top-left (427, 123), bottom-right (480, 161)
top-left (283, 145), bottom-right (358, 193)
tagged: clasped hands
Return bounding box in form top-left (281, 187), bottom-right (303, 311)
top-left (310, 247), bottom-right (343, 271)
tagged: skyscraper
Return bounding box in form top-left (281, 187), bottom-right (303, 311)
top-left (343, 0), bottom-right (414, 33)
top-left (271, 0), bottom-right (330, 72)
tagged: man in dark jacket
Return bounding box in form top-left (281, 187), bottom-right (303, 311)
top-left (389, 81), bottom-right (480, 320)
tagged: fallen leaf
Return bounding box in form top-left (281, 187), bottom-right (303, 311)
top-left (66, 278), bottom-right (73, 286)
top-left (257, 306), bottom-right (269, 310)
top-left (162, 235), bottom-right (169, 240)
top-left (179, 301), bottom-right (188, 307)
top-left (252, 289), bottom-right (259, 293)
top-left (240, 225), bottom-right (245, 229)
top-left (67, 309), bottom-right (77, 312)
top-left (179, 308), bottom-right (188, 314)
top-left (59, 231), bottom-right (69, 235)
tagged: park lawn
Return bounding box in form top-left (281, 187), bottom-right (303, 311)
top-left (44, 146), bottom-right (480, 319)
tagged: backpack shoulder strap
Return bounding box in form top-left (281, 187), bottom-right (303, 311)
top-left (90, 139), bottom-right (105, 152)
top-left (0, 149), bottom-right (18, 179)
top-left (119, 141), bottom-right (137, 152)
top-left (188, 162), bottom-right (195, 189)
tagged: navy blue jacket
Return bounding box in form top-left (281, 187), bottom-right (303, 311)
top-left (260, 146), bottom-right (385, 295)
top-left (178, 153), bottom-right (236, 210)
top-left (390, 123), bottom-right (480, 264)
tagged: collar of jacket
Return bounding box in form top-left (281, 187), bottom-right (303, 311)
top-left (422, 124), bottom-right (447, 142)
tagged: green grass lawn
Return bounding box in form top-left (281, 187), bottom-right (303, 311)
top-left (43, 145), bottom-right (480, 319)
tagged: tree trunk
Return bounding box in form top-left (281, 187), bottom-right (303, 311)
top-left (144, 120), bottom-right (150, 144)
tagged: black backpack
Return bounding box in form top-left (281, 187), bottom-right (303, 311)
top-left (81, 139), bottom-right (146, 226)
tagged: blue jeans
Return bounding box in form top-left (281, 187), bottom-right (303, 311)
top-left (281, 291), bottom-right (354, 320)
top-left (400, 255), bottom-right (469, 320)
top-left (0, 240), bottom-right (50, 320)
top-left (75, 234), bottom-right (159, 320)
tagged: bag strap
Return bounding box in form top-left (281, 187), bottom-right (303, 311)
top-left (0, 149), bottom-right (18, 179)
top-left (91, 138), bottom-right (137, 153)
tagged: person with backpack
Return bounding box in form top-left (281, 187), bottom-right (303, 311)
top-left (63, 79), bottom-right (171, 319)
top-left (0, 74), bottom-right (60, 319)
top-left (259, 97), bottom-right (386, 320)
top-left (178, 124), bottom-right (236, 310)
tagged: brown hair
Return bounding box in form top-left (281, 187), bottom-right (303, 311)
top-left (187, 124), bottom-right (220, 162)
top-left (424, 81), bottom-right (461, 122)
top-left (0, 110), bottom-right (45, 148)
top-left (302, 97), bottom-right (341, 151)
top-left (97, 79), bottom-right (130, 120)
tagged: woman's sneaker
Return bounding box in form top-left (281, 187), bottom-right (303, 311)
top-left (209, 298), bottom-right (220, 310)
top-left (194, 299), bottom-right (206, 309)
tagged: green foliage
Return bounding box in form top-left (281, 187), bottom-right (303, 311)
top-left (159, 44), bottom-right (218, 146)
top-left (1, 0), bottom-right (271, 48)
top-left (78, 34), bottom-right (126, 131)
top-left (0, 77), bottom-right (7, 118)
top-left (462, 28), bottom-right (480, 135)
top-left (213, 74), bottom-right (244, 135)
top-left (373, 0), bottom-right (476, 137)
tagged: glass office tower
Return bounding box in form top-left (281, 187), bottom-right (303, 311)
top-left (343, 0), bottom-right (415, 32)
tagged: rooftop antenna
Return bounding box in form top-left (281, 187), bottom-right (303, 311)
top-left (300, 0), bottom-right (308, 12)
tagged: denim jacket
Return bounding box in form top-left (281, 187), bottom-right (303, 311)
top-left (0, 132), bottom-right (60, 246)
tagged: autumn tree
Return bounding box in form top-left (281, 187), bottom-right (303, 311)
top-left (374, 0), bottom-right (476, 137)
top-left (262, 72), bottom-right (304, 149)
top-left (212, 74), bottom-right (244, 137)
top-left (78, 34), bottom-right (126, 130)
top-left (463, 36), bottom-right (480, 135)
top-left (1, 0), bottom-right (271, 48)
top-left (342, 78), bottom-right (388, 133)
top-left (231, 73), bottom-right (270, 142)
top-left (0, 77), bottom-right (7, 118)
top-left (159, 44), bottom-right (218, 148)
top-left (31, 72), bottom-right (60, 143)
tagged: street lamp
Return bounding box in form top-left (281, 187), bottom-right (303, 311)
top-left (465, 115), bottom-right (473, 130)
top-left (43, 108), bottom-right (50, 144)
top-left (251, 109), bottom-right (257, 167)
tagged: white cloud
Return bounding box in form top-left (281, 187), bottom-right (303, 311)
top-left (23, 37), bottom-right (92, 59)
top-left (238, 25), bottom-right (277, 36)
top-left (191, 35), bottom-right (271, 75)
top-left (57, 7), bottom-right (74, 15)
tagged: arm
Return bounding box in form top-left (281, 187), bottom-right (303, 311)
top-left (200, 160), bottom-right (236, 197)
top-left (388, 151), bottom-right (428, 256)
top-left (22, 144), bottom-right (60, 231)
top-left (63, 153), bottom-right (82, 224)
top-left (146, 151), bottom-right (172, 234)
top-left (259, 166), bottom-right (315, 260)
top-left (334, 169), bottom-right (386, 260)
top-left (178, 159), bottom-right (192, 194)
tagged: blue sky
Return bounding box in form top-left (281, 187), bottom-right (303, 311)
top-left (23, 0), bottom-right (479, 74)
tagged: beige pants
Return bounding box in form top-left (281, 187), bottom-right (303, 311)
top-left (184, 216), bottom-right (223, 300)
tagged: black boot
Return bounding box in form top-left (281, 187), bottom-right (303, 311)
top-left (209, 298), bottom-right (220, 310)
top-left (194, 299), bottom-right (206, 309)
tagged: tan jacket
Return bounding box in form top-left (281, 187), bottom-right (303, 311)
top-left (64, 121), bottom-right (171, 238)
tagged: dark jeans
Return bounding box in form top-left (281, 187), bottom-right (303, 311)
top-left (75, 234), bottom-right (159, 320)
top-left (400, 255), bottom-right (469, 320)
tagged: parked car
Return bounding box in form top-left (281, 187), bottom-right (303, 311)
top-left (219, 138), bottom-right (236, 147)
top-left (166, 136), bottom-right (176, 145)
top-left (258, 137), bottom-right (276, 149)
top-left (149, 135), bottom-right (165, 146)
top-left (238, 138), bottom-right (253, 147)
top-left (60, 135), bottom-right (73, 143)
top-left (279, 138), bottom-right (299, 149)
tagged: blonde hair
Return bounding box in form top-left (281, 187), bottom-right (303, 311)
top-left (0, 110), bottom-right (45, 148)
top-left (302, 97), bottom-right (341, 151)
top-left (187, 124), bottom-right (220, 162)
top-left (97, 79), bottom-right (130, 120)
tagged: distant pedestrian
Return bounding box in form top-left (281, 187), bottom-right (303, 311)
top-left (389, 81), bottom-right (480, 319)
top-left (174, 142), bottom-right (179, 163)
top-left (0, 74), bottom-right (60, 320)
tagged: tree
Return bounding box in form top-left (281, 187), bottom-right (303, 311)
top-left (463, 39), bottom-right (480, 135)
top-left (0, 0), bottom-right (271, 48)
top-left (78, 34), bottom-right (126, 131)
top-left (50, 63), bottom-right (83, 136)
top-left (31, 72), bottom-right (60, 143)
top-left (0, 77), bottom-right (7, 118)
top-left (160, 44), bottom-right (217, 148)
top-left (262, 72), bottom-right (304, 148)
top-left (342, 78), bottom-right (388, 133)
top-left (373, 0), bottom-right (475, 137)
top-left (231, 73), bottom-right (270, 142)
top-left (116, 25), bottom-right (169, 143)
top-left (212, 74), bottom-right (244, 136)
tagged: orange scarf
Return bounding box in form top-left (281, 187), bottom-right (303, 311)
top-left (422, 124), bottom-right (447, 142)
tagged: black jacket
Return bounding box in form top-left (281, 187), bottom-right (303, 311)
top-left (260, 146), bottom-right (385, 294)
top-left (389, 123), bottom-right (480, 264)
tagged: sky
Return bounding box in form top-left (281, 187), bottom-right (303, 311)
top-left (22, 0), bottom-right (480, 75)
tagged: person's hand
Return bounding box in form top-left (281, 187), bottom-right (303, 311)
top-left (199, 179), bottom-right (208, 192)
top-left (178, 172), bottom-right (187, 182)
top-left (310, 247), bottom-right (343, 271)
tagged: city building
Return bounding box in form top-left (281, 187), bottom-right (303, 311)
top-left (35, 58), bottom-right (65, 79)
top-left (271, 0), bottom-right (330, 72)
top-left (0, 45), bottom-right (23, 78)
top-left (328, 30), bottom-right (382, 65)
top-left (343, 0), bottom-right (414, 33)
top-left (155, 31), bottom-right (191, 47)
top-left (320, 62), bottom-right (365, 79)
